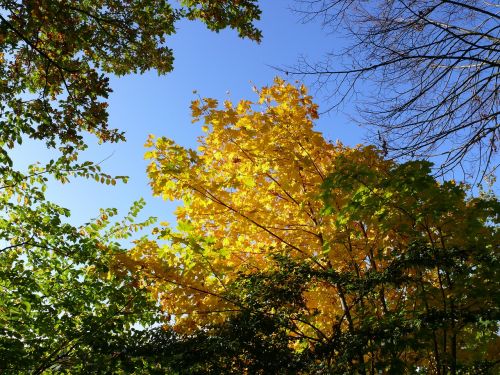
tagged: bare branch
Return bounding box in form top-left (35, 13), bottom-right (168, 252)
top-left (290, 0), bottom-right (499, 182)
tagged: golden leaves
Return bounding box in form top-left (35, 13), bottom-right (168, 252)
top-left (137, 79), bottom-right (389, 335)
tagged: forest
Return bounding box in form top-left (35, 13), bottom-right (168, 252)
top-left (0, 1), bottom-right (498, 374)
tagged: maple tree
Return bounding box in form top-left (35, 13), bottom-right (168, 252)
top-left (121, 79), bottom-right (499, 373)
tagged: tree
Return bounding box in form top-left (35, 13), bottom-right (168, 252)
top-left (288, 0), bottom-right (499, 181)
top-left (0, 165), bottom-right (162, 373)
top-left (113, 317), bottom-right (302, 374)
top-left (121, 79), bottom-right (499, 373)
top-left (0, 0), bottom-right (261, 165)
top-left (317, 157), bottom-right (499, 373)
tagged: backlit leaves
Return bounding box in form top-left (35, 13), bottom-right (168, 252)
top-left (130, 79), bottom-right (387, 333)
top-left (126, 79), bottom-right (499, 373)
top-left (0, 0), bottom-right (261, 166)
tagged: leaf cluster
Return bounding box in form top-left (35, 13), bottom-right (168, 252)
top-left (134, 80), bottom-right (499, 373)
top-left (0, 0), bottom-right (261, 166)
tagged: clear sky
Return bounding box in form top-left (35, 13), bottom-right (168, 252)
top-left (14, 1), bottom-right (365, 230)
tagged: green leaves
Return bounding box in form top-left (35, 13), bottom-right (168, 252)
top-left (181, 0), bottom-right (262, 42)
top-left (0, 183), bottom-right (161, 373)
top-left (318, 157), bottom-right (500, 373)
top-left (0, 0), bottom-right (261, 165)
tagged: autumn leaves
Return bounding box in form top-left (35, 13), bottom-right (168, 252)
top-left (111, 78), bottom-right (500, 372)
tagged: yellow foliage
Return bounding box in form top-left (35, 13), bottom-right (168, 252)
top-left (117, 79), bottom-right (396, 338)
top-left (110, 79), bottom-right (500, 371)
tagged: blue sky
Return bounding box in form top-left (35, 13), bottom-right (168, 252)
top-left (15, 1), bottom-right (365, 230)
